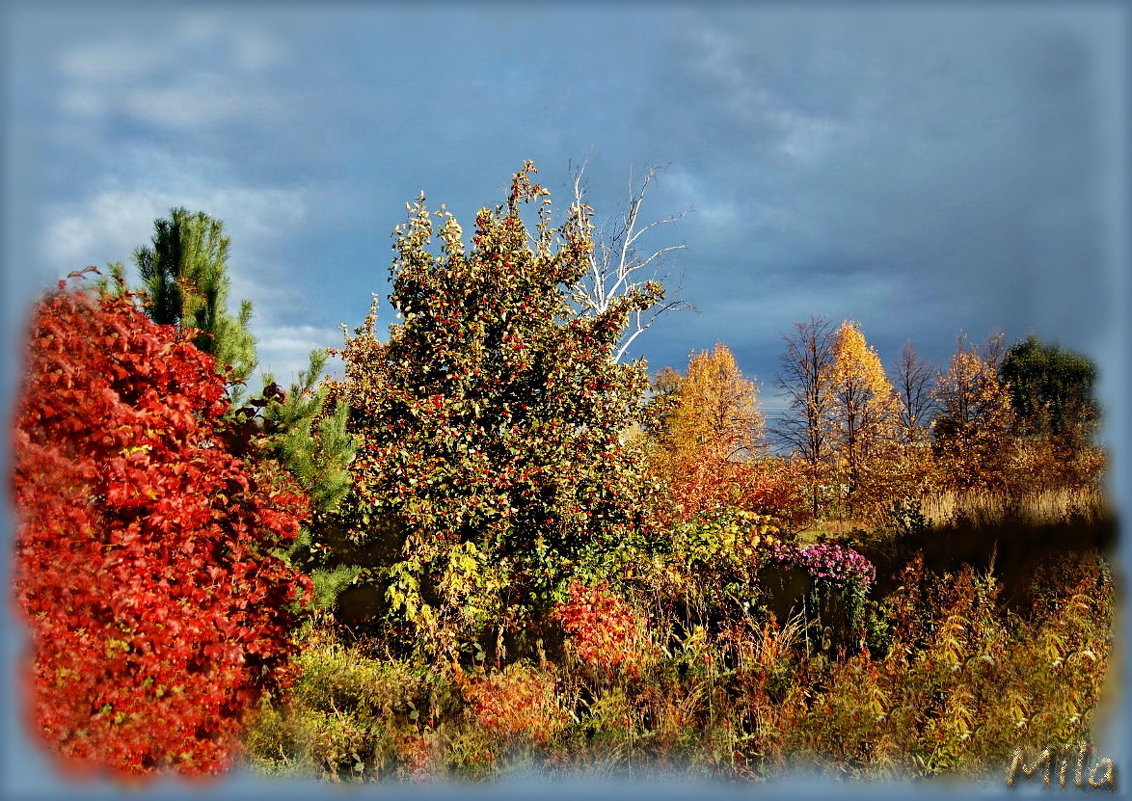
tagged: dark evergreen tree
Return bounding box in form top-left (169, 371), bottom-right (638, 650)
top-left (130, 209), bottom-right (356, 593)
top-left (133, 208), bottom-right (257, 397)
top-left (999, 335), bottom-right (1100, 445)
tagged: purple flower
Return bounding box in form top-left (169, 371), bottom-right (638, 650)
top-left (767, 542), bottom-right (875, 590)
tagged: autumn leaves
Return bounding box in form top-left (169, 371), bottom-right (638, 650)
top-left (652, 318), bottom-right (1064, 528)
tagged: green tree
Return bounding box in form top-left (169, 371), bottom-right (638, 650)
top-left (327, 162), bottom-right (660, 661)
top-left (247, 352), bottom-right (358, 613)
top-left (131, 211), bottom-right (356, 594)
top-left (133, 208), bottom-right (257, 395)
top-left (999, 334), bottom-right (1099, 445)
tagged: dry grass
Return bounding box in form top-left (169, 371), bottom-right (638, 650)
top-left (921, 487), bottom-right (1111, 530)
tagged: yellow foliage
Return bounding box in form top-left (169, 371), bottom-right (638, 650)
top-left (659, 343), bottom-right (764, 463)
top-left (821, 321), bottom-right (901, 510)
top-left (932, 346), bottom-right (1016, 490)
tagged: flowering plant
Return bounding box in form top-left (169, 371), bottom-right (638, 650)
top-left (767, 542), bottom-right (876, 592)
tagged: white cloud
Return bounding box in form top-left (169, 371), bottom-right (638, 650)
top-left (664, 169), bottom-right (739, 237)
top-left (54, 15), bottom-right (282, 129)
top-left (126, 76), bottom-right (278, 129)
top-left (774, 111), bottom-right (843, 163)
top-left (688, 27), bottom-right (846, 164)
top-left (57, 41), bottom-right (169, 83)
top-left (253, 323), bottom-right (346, 387)
top-left (44, 184), bottom-right (307, 273)
top-left (40, 147), bottom-right (318, 386)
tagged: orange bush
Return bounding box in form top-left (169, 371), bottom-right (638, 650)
top-left (458, 664), bottom-right (564, 746)
top-left (554, 582), bottom-right (650, 679)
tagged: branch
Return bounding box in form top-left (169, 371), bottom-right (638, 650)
top-left (569, 160), bottom-right (692, 362)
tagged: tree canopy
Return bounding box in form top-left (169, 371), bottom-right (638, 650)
top-left (999, 334), bottom-right (1099, 444)
top-left (133, 208), bottom-right (257, 393)
top-left (323, 162), bottom-right (661, 660)
top-left (932, 342), bottom-right (1016, 490)
top-left (822, 321), bottom-right (900, 510)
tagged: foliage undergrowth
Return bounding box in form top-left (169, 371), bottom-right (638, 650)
top-left (244, 537), bottom-right (1115, 783)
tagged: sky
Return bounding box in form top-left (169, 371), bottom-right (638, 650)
top-left (1, 1), bottom-right (1128, 796)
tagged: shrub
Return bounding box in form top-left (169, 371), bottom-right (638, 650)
top-left (325, 163), bottom-right (660, 659)
top-left (242, 627), bottom-right (450, 782)
top-left (765, 542), bottom-right (877, 634)
top-left (457, 663), bottom-right (565, 748)
top-left (555, 582), bottom-right (651, 680)
top-left (11, 278), bottom-right (311, 777)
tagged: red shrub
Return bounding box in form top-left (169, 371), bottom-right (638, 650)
top-left (10, 280), bottom-right (312, 778)
top-left (457, 664), bottom-right (564, 746)
top-left (554, 582), bottom-right (648, 679)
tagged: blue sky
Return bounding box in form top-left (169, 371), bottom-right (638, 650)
top-left (5, 5), bottom-right (1126, 408)
top-left (2, 1), bottom-right (1128, 794)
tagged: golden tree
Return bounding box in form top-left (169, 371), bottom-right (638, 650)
top-left (649, 344), bottom-right (780, 521)
top-left (932, 341), bottom-right (1016, 491)
top-left (821, 321), bottom-right (901, 516)
top-left (660, 343), bottom-right (764, 462)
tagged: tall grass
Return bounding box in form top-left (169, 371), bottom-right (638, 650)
top-left (920, 487), bottom-right (1110, 530)
top-left (242, 545), bottom-right (1115, 783)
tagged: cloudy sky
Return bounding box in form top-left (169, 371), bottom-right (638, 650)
top-left (5, 5), bottom-right (1126, 409)
top-left (1, 1), bottom-right (1127, 790)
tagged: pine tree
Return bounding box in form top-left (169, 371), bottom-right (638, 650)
top-left (998, 335), bottom-right (1102, 490)
top-left (260, 350), bottom-right (356, 516)
top-left (133, 208), bottom-right (257, 397)
top-left (254, 351), bottom-right (358, 611)
top-left (999, 334), bottom-right (1099, 445)
top-left (131, 211), bottom-right (356, 586)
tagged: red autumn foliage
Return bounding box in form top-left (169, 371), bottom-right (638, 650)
top-left (10, 278), bottom-right (312, 778)
top-left (554, 582), bottom-right (648, 679)
top-left (657, 455), bottom-right (810, 531)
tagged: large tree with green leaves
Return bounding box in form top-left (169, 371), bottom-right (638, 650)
top-left (133, 208), bottom-right (257, 393)
top-left (999, 334), bottom-right (1099, 445)
top-left (325, 162), bottom-right (661, 661)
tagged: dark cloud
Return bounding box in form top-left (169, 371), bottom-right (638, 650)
top-left (5, 5), bottom-right (1121, 394)
top-left (631, 8), bottom-right (1118, 387)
